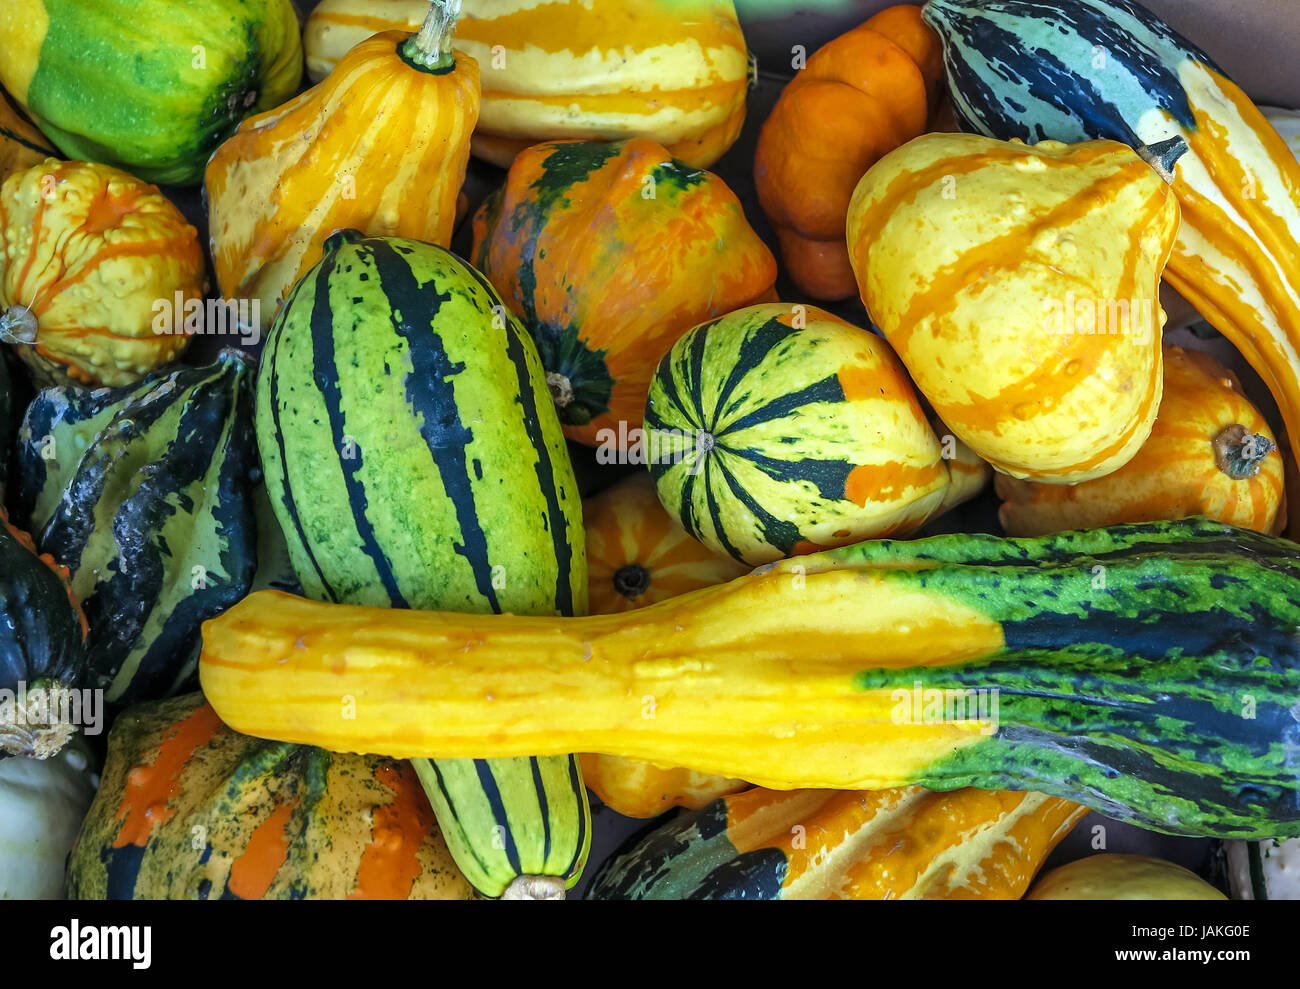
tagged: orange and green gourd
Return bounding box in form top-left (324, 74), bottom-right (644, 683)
top-left (303, 0), bottom-right (750, 169)
top-left (590, 786), bottom-right (1085, 899)
top-left (0, 158), bottom-right (204, 386)
top-left (997, 346), bottom-right (1285, 536)
top-left (846, 132), bottom-right (1181, 483)
top-left (754, 4), bottom-right (944, 300)
top-left (68, 693), bottom-right (473, 900)
top-left (471, 137), bottom-right (777, 447)
top-left (206, 0), bottom-right (480, 322)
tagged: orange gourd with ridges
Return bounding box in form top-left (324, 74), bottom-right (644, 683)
top-left (754, 5), bottom-right (943, 300)
top-left (206, 1), bottom-right (478, 321)
top-left (471, 138), bottom-right (777, 447)
top-left (997, 346), bottom-right (1284, 536)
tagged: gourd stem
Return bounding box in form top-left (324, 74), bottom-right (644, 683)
top-left (0, 679), bottom-right (77, 759)
top-left (400, 0), bottom-right (461, 72)
top-left (1138, 136), bottom-right (1189, 184)
top-left (500, 874), bottom-right (566, 900)
top-left (547, 371), bottom-right (575, 409)
top-left (1212, 423), bottom-right (1275, 480)
top-left (0, 304), bottom-right (38, 345)
top-left (612, 563), bottom-right (652, 600)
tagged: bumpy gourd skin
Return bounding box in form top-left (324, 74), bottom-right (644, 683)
top-left (591, 787), bottom-right (1086, 900)
top-left (847, 132), bottom-right (1180, 483)
top-left (0, 159), bottom-right (204, 386)
top-left (202, 518), bottom-right (1300, 839)
top-left (68, 693), bottom-right (474, 900)
top-left (0, 0), bottom-right (302, 185)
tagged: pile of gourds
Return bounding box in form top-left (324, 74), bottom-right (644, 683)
top-left (1, 0), bottom-right (1299, 901)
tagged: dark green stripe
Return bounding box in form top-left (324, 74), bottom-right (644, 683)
top-left (723, 374), bottom-right (846, 434)
top-left (530, 756), bottom-right (552, 866)
top-left (565, 754), bottom-right (588, 880)
top-left (475, 760), bottom-right (523, 876)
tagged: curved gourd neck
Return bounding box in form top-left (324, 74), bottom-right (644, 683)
top-left (399, 0), bottom-right (462, 75)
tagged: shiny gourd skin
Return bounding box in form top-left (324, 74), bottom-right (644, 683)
top-left (591, 786), bottom-right (1085, 900)
top-left (207, 3), bottom-right (479, 321)
top-left (0, 86), bottom-right (57, 184)
top-left (754, 4), bottom-right (943, 300)
top-left (1026, 854), bottom-right (1226, 900)
top-left (68, 694), bottom-right (472, 900)
top-left (304, 0), bottom-right (750, 169)
top-left (997, 347), bottom-right (1285, 536)
top-left (580, 472), bottom-right (749, 818)
top-left (0, 509), bottom-right (88, 760)
top-left (471, 138), bottom-right (777, 447)
top-left (847, 132), bottom-right (1179, 483)
top-left (920, 0), bottom-right (1300, 536)
top-left (0, 159), bottom-right (205, 387)
top-left (0, 0), bottom-right (302, 186)
top-left (645, 303), bottom-right (955, 564)
top-left (201, 518), bottom-right (1300, 839)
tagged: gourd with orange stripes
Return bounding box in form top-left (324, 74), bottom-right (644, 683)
top-left (303, 0), bottom-right (749, 169)
top-left (0, 159), bottom-right (203, 387)
top-left (643, 302), bottom-right (977, 565)
top-left (67, 693), bottom-right (472, 900)
top-left (997, 346), bottom-right (1285, 536)
top-left (921, 0), bottom-right (1300, 530)
top-left (754, 4), bottom-right (944, 300)
top-left (590, 786), bottom-right (1085, 899)
top-left (580, 472), bottom-right (750, 817)
top-left (205, 0), bottom-right (478, 322)
top-left (847, 132), bottom-right (1180, 483)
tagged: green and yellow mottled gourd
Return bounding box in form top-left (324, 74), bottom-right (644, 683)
top-left (591, 786), bottom-right (1084, 899)
top-left (68, 694), bottom-right (472, 899)
top-left (203, 518), bottom-right (1300, 839)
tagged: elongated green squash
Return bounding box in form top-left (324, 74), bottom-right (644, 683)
top-left (590, 786), bottom-right (1085, 900)
top-left (15, 351), bottom-right (258, 706)
top-left (0, 0), bottom-right (303, 185)
top-left (203, 518), bottom-right (1300, 839)
top-left (255, 230), bottom-right (590, 898)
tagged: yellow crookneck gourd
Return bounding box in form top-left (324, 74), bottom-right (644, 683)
top-left (205, 0), bottom-right (478, 321)
top-left (846, 132), bottom-right (1182, 484)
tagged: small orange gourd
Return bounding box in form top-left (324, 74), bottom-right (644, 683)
top-left (753, 5), bottom-right (943, 300)
top-left (205, 0), bottom-right (479, 321)
top-left (996, 347), bottom-right (1285, 536)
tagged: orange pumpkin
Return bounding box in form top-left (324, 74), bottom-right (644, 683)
top-left (0, 159), bottom-right (204, 386)
top-left (580, 472), bottom-right (750, 817)
top-left (471, 138), bottom-right (777, 447)
top-left (996, 346), bottom-right (1285, 536)
top-left (206, 0), bottom-right (479, 321)
top-left (753, 5), bottom-right (943, 300)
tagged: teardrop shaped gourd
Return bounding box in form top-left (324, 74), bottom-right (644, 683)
top-left (754, 4), bottom-right (943, 300)
top-left (472, 138), bottom-right (777, 446)
top-left (580, 473), bottom-right (749, 817)
top-left (997, 346), bottom-right (1285, 536)
top-left (847, 132), bottom-right (1180, 483)
top-left (1026, 853), bottom-right (1226, 900)
top-left (645, 303), bottom-right (962, 565)
top-left (0, 159), bottom-right (205, 386)
top-left (920, 0), bottom-right (1300, 533)
top-left (206, 1), bottom-right (479, 322)
top-left (304, 0), bottom-right (750, 168)
top-left (591, 786), bottom-right (1085, 899)
top-left (68, 694), bottom-right (472, 899)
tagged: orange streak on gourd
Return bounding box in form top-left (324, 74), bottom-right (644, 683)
top-left (226, 801), bottom-right (296, 900)
top-left (349, 762), bottom-right (435, 899)
top-left (112, 703), bottom-right (226, 849)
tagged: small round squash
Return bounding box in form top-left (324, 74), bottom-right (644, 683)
top-left (1026, 854), bottom-right (1227, 900)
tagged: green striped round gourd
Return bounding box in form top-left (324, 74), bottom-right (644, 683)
top-left (14, 350), bottom-right (258, 707)
top-left (644, 302), bottom-right (952, 566)
top-left (255, 230), bottom-right (590, 898)
top-left (69, 693), bottom-right (472, 900)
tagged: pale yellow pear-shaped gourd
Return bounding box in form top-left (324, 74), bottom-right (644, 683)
top-left (847, 132), bottom-right (1181, 483)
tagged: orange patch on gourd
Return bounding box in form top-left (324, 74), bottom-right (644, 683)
top-left (349, 762), bottom-right (437, 900)
top-left (227, 801), bottom-right (296, 900)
